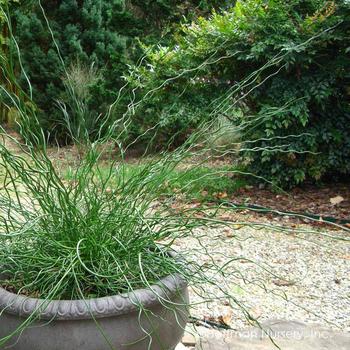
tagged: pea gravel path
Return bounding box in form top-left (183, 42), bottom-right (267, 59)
top-left (172, 223), bottom-right (350, 333)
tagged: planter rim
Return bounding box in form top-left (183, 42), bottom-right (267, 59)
top-left (0, 274), bottom-right (187, 321)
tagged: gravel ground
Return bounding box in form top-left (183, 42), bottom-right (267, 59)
top-left (172, 222), bottom-right (350, 333)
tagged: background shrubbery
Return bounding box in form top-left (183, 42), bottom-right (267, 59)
top-left (1, 0), bottom-right (350, 188)
top-left (129, 0), bottom-right (350, 187)
top-left (11, 0), bottom-right (225, 142)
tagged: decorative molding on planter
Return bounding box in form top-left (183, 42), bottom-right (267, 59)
top-left (0, 274), bottom-right (187, 320)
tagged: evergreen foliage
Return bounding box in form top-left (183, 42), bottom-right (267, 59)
top-left (13, 0), bottom-right (223, 142)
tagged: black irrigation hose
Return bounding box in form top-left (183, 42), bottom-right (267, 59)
top-left (221, 201), bottom-right (350, 226)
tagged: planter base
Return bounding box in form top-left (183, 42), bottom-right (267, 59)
top-left (0, 276), bottom-right (189, 350)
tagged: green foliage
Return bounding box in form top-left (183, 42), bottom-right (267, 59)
top-left (14, 0), bottom-right (126, 141)
top-left (12, 0), bottom-right (222, 143)
top-left (163, 165), bottom-right (246, 200)
top-left (0, 0), bottom-right (22, 123)
top-left (129, 0), bottom-right (350, 187)
top-left (65, 162), bottom-right (246, 201)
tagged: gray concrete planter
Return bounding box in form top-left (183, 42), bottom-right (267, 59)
top-left (0, 274), bottom-right (188, 350)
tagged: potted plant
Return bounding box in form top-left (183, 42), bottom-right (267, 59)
top-left (0, 132), bottom-right (198, 350)
top-left (0, 4), bottom-right (204, 347)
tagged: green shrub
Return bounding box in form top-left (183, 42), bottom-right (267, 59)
top-left (12, 0), bottom-right (224, 144)
top-left (129, 0), bottom-right (350, 187)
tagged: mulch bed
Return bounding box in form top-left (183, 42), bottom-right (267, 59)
top-left (228, 182), bottom-right (350, 228)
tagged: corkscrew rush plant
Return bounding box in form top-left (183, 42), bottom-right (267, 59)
top-left (0, 3), bottom-right (349, 349)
